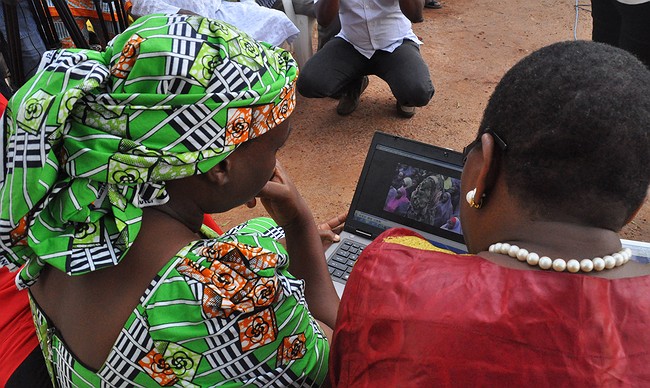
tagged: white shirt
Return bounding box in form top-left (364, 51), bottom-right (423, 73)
top-left (131, 0), bottom-right (300, 46)
top-left (331, 0), bottom-right (421, 58)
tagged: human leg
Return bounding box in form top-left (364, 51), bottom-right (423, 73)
top-left (590, 0), bottom-right (620, 46)
top-left (615, 2), bottom-right (650, 67)
top-left (296, 37), bottom-right (368, 103)
top-left (370, 40), bottom-right (434, 116)
top-left (0, 0), bottom-right (47, 80)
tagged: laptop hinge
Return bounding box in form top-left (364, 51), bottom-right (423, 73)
top-left (355, 229), bottom-right (372, 238)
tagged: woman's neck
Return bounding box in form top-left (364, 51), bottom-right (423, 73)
top-left (486, 220), bottom-right (622, 260)
top-left (473, 220), bottom-right (650, 279)
top-left (146, 203), bottom-right (204, 234)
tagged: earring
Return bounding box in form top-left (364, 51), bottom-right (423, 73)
top-left (466, 188), bottom-right (483, 209)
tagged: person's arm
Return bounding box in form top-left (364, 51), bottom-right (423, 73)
top-left (253, 162), bottom-right (340, 332)
top-left (314, 0), bottom-right (339, 28)
top-left (399, 0), bottom-right (424, 23)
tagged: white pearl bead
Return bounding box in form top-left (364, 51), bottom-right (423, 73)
top-left (516, 248), bottom-right (529, 262)
top-left (494, 243), bottom-right (502, 253)
top-left (500, 243), bottom-right (511, 255)
top-left (623, 248), bottom-right (632, 259)
top-left (613, 253), bottom-right (624, 267)
top-left (593, 257), bottom-right (606, 271)
top-left (625, 250), bottom-right (632, 262)
top-left (488, 242), bottom-right (631, 273)
top-left (566, 259), bottom-right (580, 273)
top-left (539, 256), bottom-right (552, 270)
top-left (552, 258), bottom-right (567, 272)
top-left (526, 252), bottom-right (539, 266)
top-left (580, 259), bottom-right (594, 272)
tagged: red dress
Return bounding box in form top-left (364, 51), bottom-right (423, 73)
top-left (0, 268), bottom-right (40, 386)
top-left (330, 228), bottom-right (650, 387)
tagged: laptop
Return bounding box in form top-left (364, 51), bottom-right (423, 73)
top-left (325, 131), bottom-right (467, 297)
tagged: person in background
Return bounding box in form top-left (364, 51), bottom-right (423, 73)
top-left (259, 0), bottom-right (342, 50)
top-left (590, 0), bottom-right (650, 67)
top-left (0, 14), bottom-right (339, 386)
top-left (296, 0), bottom-right (434, 118)
top-left (330, 40), bottom-right (650, 386)
top-left (0, 0), bottom-right (47, 94)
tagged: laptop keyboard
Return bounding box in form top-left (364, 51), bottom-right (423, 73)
top-left (328, 239), bottom-right (366, 283)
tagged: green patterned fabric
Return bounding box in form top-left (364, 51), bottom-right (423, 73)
top-left (31, 217), bottom-right (330, 386)
top-left (0, 14), bottom-right (297, 289)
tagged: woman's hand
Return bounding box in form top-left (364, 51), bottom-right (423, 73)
top-left (249, 161), bottom-right (341, 331)
top-left (247, 161), bottom-right (310, 228)
top-left (317, 212), bottom-right (348, 251)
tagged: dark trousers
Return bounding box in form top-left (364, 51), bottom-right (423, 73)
top-left (297, 37), bottom-right (435, 107)
top-left (590, 0), bottom-right (650, 67)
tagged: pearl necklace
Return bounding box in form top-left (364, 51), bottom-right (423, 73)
top-left (488, 242), bottom-right (632, 273)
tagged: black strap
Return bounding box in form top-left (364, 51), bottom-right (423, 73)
top-left (49, 0), bottom-right (89, 48)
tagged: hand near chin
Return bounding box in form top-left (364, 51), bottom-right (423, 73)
top-left (248, 162), bottom-right (311, 228)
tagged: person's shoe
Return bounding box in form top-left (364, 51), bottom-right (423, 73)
top-left (336, 76), bottom-right (369, 116)
top-left (424, 0), bottom-right (442, 8)
top-left (396, 102), bottom-right (416, 118)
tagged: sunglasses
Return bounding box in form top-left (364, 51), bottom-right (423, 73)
top-left (462, 128), bottom-right (508, 164)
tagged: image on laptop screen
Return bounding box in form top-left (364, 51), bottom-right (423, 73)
top-left (343, 134), bottom-right (466, 253)
top-left (383, 163), bottom-right (462, 235)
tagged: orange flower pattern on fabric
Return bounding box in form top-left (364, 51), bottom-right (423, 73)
top-left (199, 240), bottom-right (272, 268)
top-left (271, 83), bottom-right (296, 125)
top-left (10, 215), bottom-right (29, 246)
top-left (276, 333), bottom-right (307, 367)
top-left (239, 308), bottom-right (278, 352)
top-left (139, 342), bottom-right (202, 385)
top-left (138, 349), bottom-right (179, 386)
top-left (111, 34), bottom-right (144, 79)
top-left (225, 107), bottom-right (253, 145)
top-left (177, 240), bottom-right (279, 319)
top-left (225, 81), bottom-right (296, 146)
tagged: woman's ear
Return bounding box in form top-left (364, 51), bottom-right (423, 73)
top-left (205, 159), bottom-right (231, 185)
top-left (472, 133), bottom-right (497, 200)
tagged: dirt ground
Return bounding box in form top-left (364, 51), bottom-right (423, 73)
top-left (216, 0), bottom-right (650, 242)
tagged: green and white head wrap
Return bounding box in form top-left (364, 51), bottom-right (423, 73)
top-left (0, 14), bottom-right (298, 288)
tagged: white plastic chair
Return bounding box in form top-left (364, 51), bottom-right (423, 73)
top-left (281, 0), bottom-right (316, 68)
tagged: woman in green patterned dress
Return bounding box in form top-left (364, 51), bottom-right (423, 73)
top-left (0, 13), bottom-right (339, 386)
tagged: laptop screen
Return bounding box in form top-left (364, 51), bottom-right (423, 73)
top-left (344, 132), bottom-right (466, 252)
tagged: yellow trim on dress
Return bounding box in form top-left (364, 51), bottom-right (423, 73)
top-left (383, 235), bottom-right (454, 253)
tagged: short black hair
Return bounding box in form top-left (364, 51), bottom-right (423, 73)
top-left (478, 40), bottom-right (650, 231)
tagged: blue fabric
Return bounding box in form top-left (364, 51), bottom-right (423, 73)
top-left (0, 0), bottom-right (47, 79)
